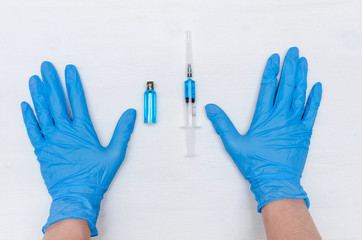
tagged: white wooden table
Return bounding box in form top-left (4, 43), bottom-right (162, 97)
top-left (1, 0), bottom-right (361, 239)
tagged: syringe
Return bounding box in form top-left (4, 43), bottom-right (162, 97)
top-left (185, 31), bottom-right (196, 127)
top-left (183, 31), bottom-right (199, 157)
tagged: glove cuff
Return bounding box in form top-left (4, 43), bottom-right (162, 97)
top-left (42, 193), bottom-right (103, 237)
top-left (250, 178), bottom-right (310, 213)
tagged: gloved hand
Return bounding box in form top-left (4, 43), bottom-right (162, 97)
top-left (205, 47), bottom-right (322, 212)
top-left (21, 62), bottom-right (136, 236)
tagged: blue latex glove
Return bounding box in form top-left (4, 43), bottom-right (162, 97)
top-left (205, 47), bottom-right (322, 212)
top-left (21, 62), bottom-right (136, 236)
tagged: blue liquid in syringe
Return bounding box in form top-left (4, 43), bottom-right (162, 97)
top-left (185, 78), bottom-right (195, 103)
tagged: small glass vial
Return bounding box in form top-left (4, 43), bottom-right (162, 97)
top-left (144, 81), bottom-right (157, 123)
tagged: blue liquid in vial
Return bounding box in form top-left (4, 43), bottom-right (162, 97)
top-left (144, 82), bottom-right (157, 123)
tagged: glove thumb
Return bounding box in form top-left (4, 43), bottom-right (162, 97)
top-left (107, 108), bottom-right (137, 155)
top-left (205, 104), bottom-right (239, 141)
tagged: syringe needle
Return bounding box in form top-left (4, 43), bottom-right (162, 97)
top-left (186, 31), bottom-right (192, 78)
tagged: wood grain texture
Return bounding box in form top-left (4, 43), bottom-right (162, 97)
top-left (0, 0), bottom-right (361, 239)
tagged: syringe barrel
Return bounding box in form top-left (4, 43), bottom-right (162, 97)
top-left (185, 102), bottom-right (196, 127)
top-left (185, 78), bottom-right (195, 101)
top-left (185, 77), bottom-right (196, 126)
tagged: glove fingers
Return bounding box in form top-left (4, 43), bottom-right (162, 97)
top-left (107, 109), bottom-right (137, 159)
top-left (292, 57), bottom-right (308, 116)
top-left (65, 65), bottom-right (91, 123)
top-left (41, 61), bottom-right (71, 126)
top-left (274, 47), bottom-right (299, 110)
top-left (302, 82), bottom-right (322, 129)
top-left (29, 75), bottom-right (53, 130)
top-left (21, 102), bottom-right (44, 147)
top-left (255, 53), bottom-right (279, 115)
top-left (205, 104), bottom-right (239, 142)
